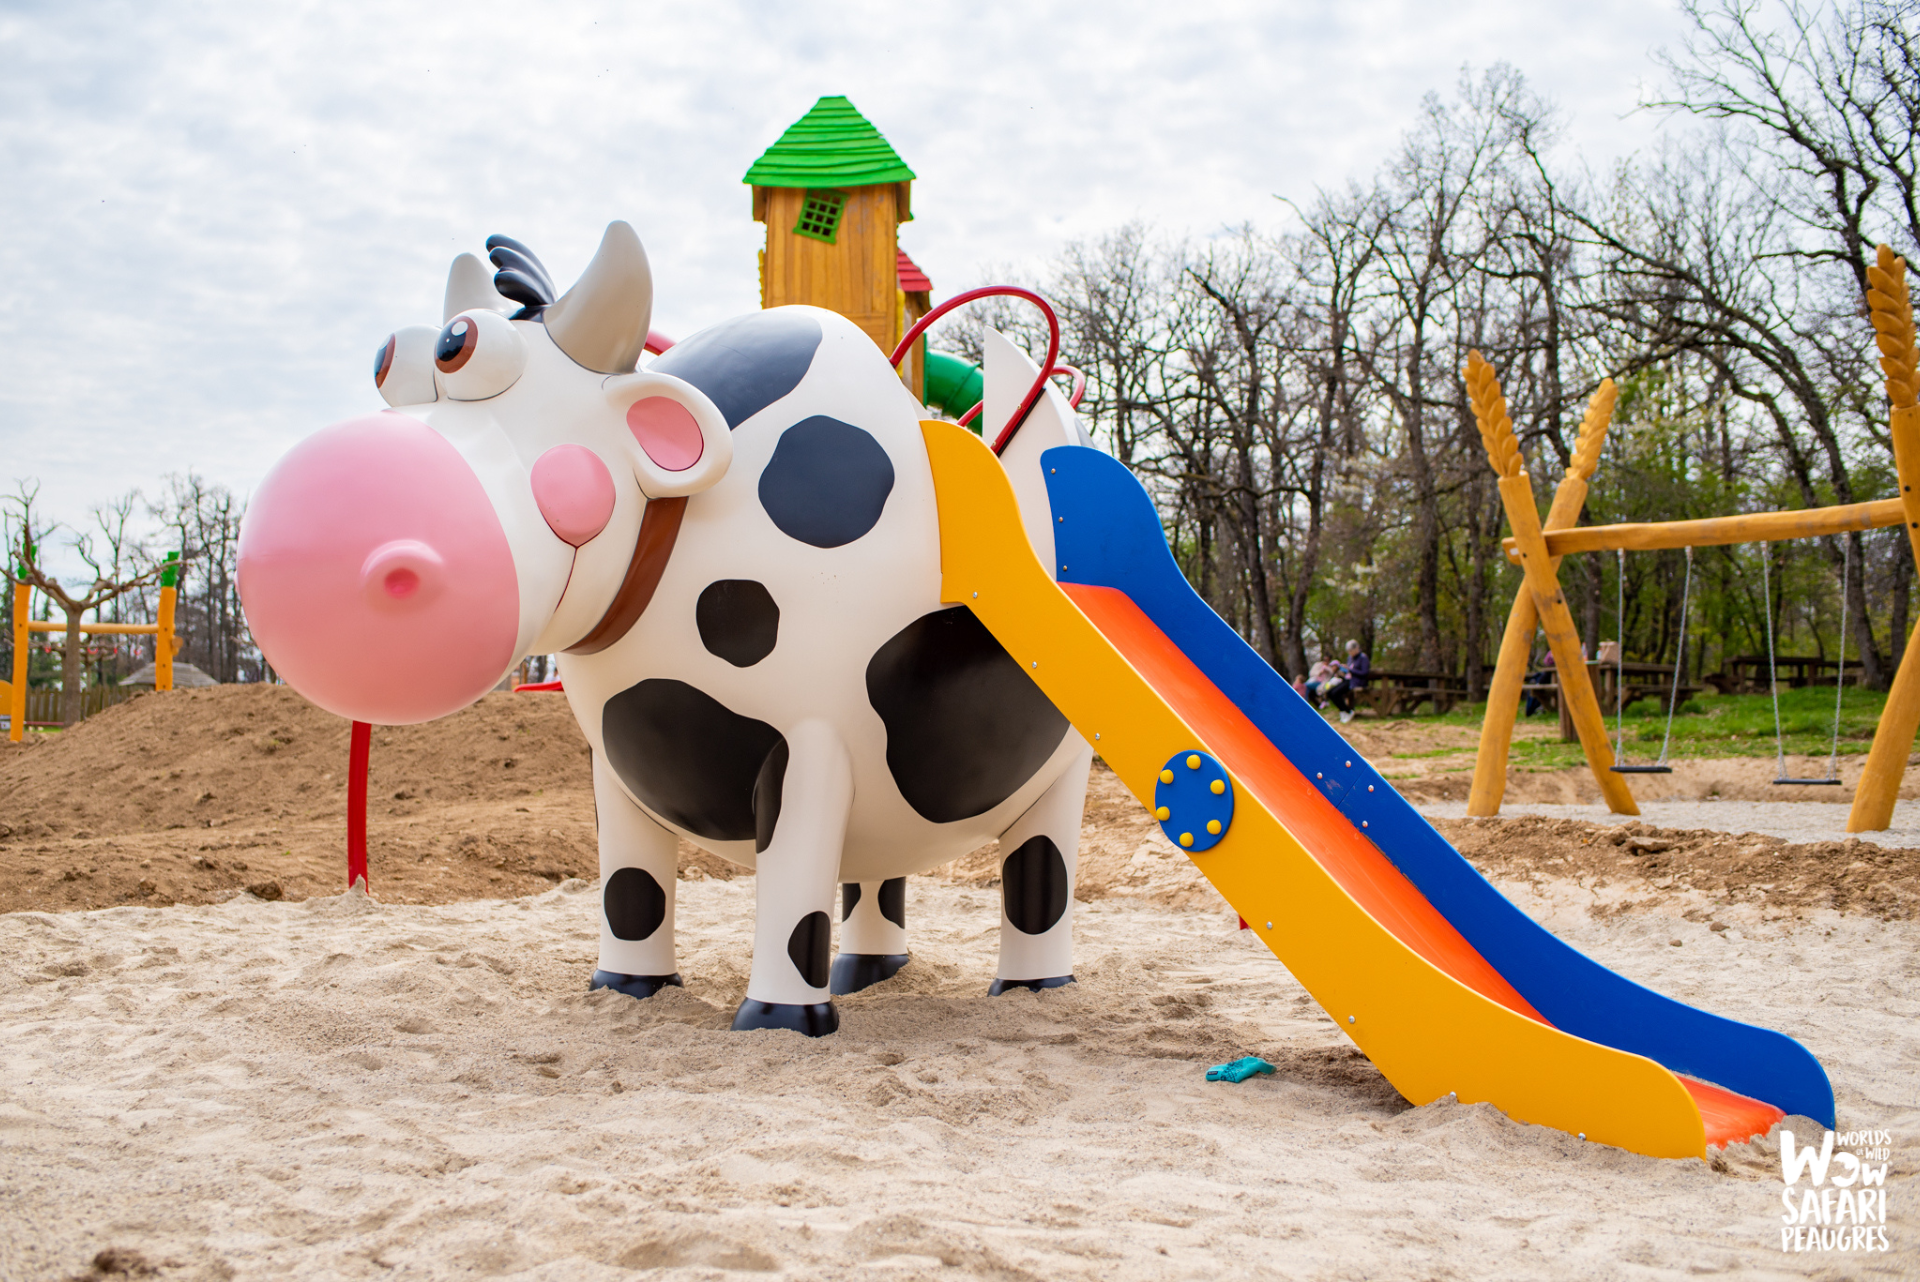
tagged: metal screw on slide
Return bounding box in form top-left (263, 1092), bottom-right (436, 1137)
top-left (888, 286), bottom-right (1061, 456)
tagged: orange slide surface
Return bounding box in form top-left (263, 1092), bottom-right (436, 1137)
top-left (1064, 582), bottom-right (1781, 1147)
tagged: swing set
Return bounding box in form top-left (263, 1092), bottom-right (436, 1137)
top-left (1468, 244), bottom-right (1920, 832)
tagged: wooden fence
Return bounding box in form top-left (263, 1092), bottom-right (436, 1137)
top-left (1, 684), bottom-right (147, 730)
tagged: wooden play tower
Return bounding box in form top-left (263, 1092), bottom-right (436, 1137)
top-left (745, 95), bottom-right (932, 398)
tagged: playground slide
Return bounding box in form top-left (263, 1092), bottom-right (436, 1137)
top-left (920, 419), bottom-right (1834, 1159)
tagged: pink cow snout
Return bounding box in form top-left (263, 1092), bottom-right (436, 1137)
top-left (238, 413), bottom-right (521, 725)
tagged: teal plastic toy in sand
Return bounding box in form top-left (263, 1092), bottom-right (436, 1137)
top-left (1205, 1056), bottom-right (1274, 1083)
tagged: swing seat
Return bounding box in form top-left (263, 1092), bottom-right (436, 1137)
top-left (1609, 764), bottom-right (1674, 774)
top-left (1772, 777), bottom-right (1842, 786)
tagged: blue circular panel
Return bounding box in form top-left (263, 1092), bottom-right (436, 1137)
top-left (1153, 750), bottom-right (1234, 852)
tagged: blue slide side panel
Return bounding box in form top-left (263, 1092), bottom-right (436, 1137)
top-left (1043, 445), bottom-right (1833, 1125)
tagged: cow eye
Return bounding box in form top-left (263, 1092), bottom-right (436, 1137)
top-left (436, 319), bottom-right (477, 371)
top-left (435, 310), bottom-right (527, 401)
top-left (374, 325), bottom-right (439, 407)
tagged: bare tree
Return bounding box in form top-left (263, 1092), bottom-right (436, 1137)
top-left (7, 483), bottom-right (169, 726)
top-left (151, 473), bottom-right (261, 683)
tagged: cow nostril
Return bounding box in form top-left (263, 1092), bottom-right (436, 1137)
top-left (361, 539), bottom-right (446, 611)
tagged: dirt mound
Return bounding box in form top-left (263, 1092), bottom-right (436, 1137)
top-left (0, 686), bottom-right (619, 913)
top-left (1433, 813), bottom-right (1920, 920)
top-left (3, 685), bottom-right (1915, 922)
top-left (0, 684), bottom-right (593, 839)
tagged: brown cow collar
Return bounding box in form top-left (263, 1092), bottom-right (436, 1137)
top-left (563, 495), bottom-right (686, 656)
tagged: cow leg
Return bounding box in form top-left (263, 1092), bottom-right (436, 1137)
top-left (831, 878), bottom-right (909, 994)
top-left (991, 740), bottom-right (1093, 995)
top-left (588, 751), bottom-right (683, 999)
top-left (732, 719), bottom-right (851, 1036)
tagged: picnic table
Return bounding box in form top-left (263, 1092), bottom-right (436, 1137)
top-left (1523, 661), bottom-right (1703, 743)
top-left (1707, 654), bottom-right (1863, 694)
top-left (1356, 669), bottom-right (1469, 717)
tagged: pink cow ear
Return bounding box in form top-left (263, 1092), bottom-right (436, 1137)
top-left (603, 371), bottom-right (732, 498)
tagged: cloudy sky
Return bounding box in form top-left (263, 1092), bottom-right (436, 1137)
top-left (1, 0), bottom-right (1697, 562)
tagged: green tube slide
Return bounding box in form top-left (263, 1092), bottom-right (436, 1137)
top-left (923, 350), bottom-right (985, 433)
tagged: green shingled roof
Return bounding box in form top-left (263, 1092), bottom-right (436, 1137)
top-left (743, 96), bottom-right (915, 189)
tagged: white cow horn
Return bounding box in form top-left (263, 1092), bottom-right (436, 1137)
top-left (443, 253), bottom-right (511, 322)
top-left (543, 221), bottom-right (653, 375)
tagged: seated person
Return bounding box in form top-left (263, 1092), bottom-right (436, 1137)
top-left (1524, 649), bottom-right (1556, 716)
top-left (1326, 639), bottom-right (1370, 724)
top-left (1303, 657), bottom-right (1336, 706)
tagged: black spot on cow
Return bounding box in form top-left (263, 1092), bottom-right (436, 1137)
top-left (758, 416), bottom-right (895, 548)
top-left (1002, 835), bottom-right (1069, 935)
top-left (647, 309), bottom-right (821, 428)
top-left (878, 877), bottom-right (907, 929)
top-left (787, 910), bottom-right (832, 989)
top-left (866, 607), bottom-right (1070, 823)
top-left (602, 866), bottom-right (667, 941)
top-left (601, 679), bottom-right (785, 843)
top-left (841, 881), bottom-right (861, 921)
top-left (697, 579), bottom-right (779, 667)
top-left (754, 738), bottom-right (788, 854)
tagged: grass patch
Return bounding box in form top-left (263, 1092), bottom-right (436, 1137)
top-left (1415, 686), bottom-right (1902, 772)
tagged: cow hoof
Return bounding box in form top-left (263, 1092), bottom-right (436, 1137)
top-left (590, 970), bottom-right (684, 1000)
top-left (731, 1000), bottom-right (839, 1036)
top-left (829, 952), bottom-right (910, 995)
top-left (988, 975), bottom-right (1075, 996)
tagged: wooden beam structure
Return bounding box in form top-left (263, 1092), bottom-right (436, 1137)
top-left (1467, 353), bottom-right (1639, 816)
top-left (1469, 244), bottom-right (1920, 829)
top-left (1501, 497), bottom-right (1904, 560)
top-left (1468, 372), bottom-right (1615, 816)
top-left (1850, 246), bottom-right (1920, 831)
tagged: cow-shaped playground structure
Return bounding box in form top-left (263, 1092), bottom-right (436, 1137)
top-left (238, 222), bottom-right (1096, 1034)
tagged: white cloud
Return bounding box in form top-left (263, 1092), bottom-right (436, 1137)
top-left (0, 0), bottom-right (1691, 550)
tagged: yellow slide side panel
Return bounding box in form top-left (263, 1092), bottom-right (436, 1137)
top-left (920, 421), bottom-right (1704, 1159)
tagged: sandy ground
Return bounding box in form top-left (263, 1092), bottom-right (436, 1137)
top-left (5, 879), bottom-right (1914, 1281)
top-left (3, 690), bottom-right (1917, 1278)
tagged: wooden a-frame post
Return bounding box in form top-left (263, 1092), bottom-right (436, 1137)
top-left (1466, 352), bottom-right (1640, 817)
top-left (1850, 246), bottom-right (1920, 831)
